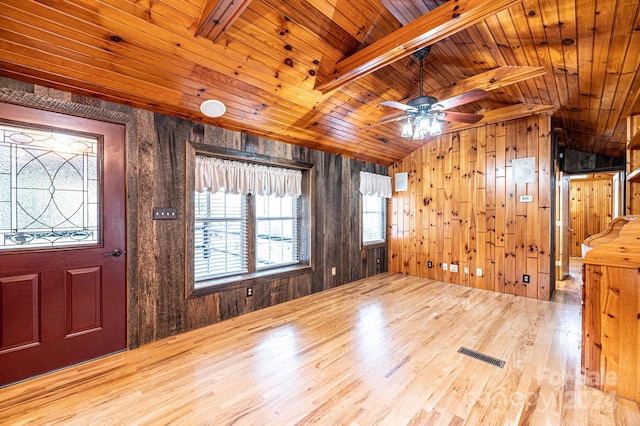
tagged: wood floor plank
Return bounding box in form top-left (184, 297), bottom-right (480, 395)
top-left (0, 262), bottom-right (639, 425)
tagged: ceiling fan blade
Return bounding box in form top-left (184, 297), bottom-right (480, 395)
top-left (437, 89), bottom-right (488, 110)
top-left (370, 111), bottom-right (406, 127)
top-left (380, 100), bottom-right (417, 111)
top-left (441, 111), bottom-right (484, 124)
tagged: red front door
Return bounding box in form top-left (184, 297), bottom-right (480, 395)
top-left (0, 102), bottom-right (126, 386)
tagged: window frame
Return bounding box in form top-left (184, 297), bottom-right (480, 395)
top-left (186, 143), bottom-right (313, 298)
top-left (360, 193), bottom-right (387, 249)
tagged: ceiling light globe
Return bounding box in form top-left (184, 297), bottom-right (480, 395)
top-left (200, 100), bottom-right (226, 117)
top-left (401, 119), bottom-right (413, 138)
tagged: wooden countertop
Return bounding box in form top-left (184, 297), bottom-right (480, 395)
top-left (583, 217), bottom-right (640, 269)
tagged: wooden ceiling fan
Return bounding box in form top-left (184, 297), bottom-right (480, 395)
top-left (378, 46), bottom-right (487, 136)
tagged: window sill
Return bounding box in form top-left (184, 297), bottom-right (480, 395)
top-left (362, 240), bottom-right (386, 250)
top-left (188, 264), bottom-right (313, 298)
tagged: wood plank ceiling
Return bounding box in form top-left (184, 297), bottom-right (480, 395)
top-left (0, 0), bottom-right (639, 166)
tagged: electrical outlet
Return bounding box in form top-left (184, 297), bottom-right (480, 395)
top-left (331, 266), bottom-right (337, 276)
top-left (450, 264), bottom-right (458, 273)
top-left (427, 261), bottom-right (433, 268)
top-left (523, 274), bottom-right (530, 284)
top-left (476, 268), bottom-right (483, 277)
top-left (442, 263), bottom-right (448, 271)
top-left (463, 266), bottom-right (469, 274)
top-left (376, 258), bottom-right (380, 264)
top-left (246, 287), bottom-right (253, 297)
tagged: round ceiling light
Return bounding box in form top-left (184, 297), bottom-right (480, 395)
top-left (200, 99), bottom-right (226, 118)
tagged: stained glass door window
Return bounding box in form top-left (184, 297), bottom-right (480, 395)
top-left (0, 123), bottom-right (99, 250)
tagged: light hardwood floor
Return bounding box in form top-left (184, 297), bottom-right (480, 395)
top-left (1, 260), bottom-right (639, 425)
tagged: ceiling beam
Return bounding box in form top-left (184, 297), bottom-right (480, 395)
top-left (429, 66), bottom-right (546, 103)
top-left (314, 0), bottom-right (525, 93)
top-left (196, 0), bottom-right (253, 43)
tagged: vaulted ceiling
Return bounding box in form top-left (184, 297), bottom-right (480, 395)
top-left (1, 0), bottom-right (638, 166)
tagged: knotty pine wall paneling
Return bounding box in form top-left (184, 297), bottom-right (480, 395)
top-left (389, 115), bottom-right (553, 300)
top-left (0, 78), bottom-right (387, 348)
top-left (568, 174), bottom-right (614, 257)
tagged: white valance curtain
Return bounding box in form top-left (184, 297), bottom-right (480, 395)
top-left (359, 171), bottom-right (392, 198)
top-left (195, 155), bottom-right (302, 197)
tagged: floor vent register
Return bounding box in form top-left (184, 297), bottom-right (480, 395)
top-left (457, 347), bottom-right (506, 368)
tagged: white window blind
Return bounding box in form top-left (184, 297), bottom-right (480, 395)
top-left (256, 194), bottom-right (298, 269)
top-left (362, 194), bottom-right (386, 244)
top-left (194, 191), bottom-right (247, 281)
top-left (359, 171), bottom-right (389, 245)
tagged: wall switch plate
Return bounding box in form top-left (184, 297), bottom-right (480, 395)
top-left (523, 274), bottom-right (530, 284)
top-left (331, 266), bottom-right (336, 276)
top-left (476, 268), bottom-right (483, 277)
top-left (153, 208), bottom-right (177, 220)
top-left (442, 263), bottom-right (448, 271)
top-left (463, 266), bottom-right (469, 274)
top-left (450, 264), bottom-right (458, 273)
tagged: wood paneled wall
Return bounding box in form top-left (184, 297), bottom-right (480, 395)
top-left (0, 77), bottom-right (387, 348)
top-left (388, 115), bottom-right (553, 300)
top-left (569, 174), bottom-right (613, 257)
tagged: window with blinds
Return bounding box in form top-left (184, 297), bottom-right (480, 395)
top-left (256, 194), bottom-right (298, 269)
top-left (194, 191), bottom-right (300, 285)
top-left (194, 190), bottom-right (248, 281)
top-left (362, 194), bottom-right (386, 245)
top-left (190, 149), bottom-right (311, 291)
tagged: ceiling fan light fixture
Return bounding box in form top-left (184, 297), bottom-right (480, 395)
top-left (401, 118), bottom-right (413, 138)
top-left (200, 99), bottom-right (226, 117)
top-left (420, 112), bottom-right (432, 131)
top-left (430, 116), bottom-right (442, 135)
top-left (411, 118), bottom-right (422, 139)
top-left (378, 45), bottom-right (484, 139)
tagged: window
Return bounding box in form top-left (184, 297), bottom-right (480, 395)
top-left (190, 150), bottom-right (310, 291)
top-left (359, 171), bottom-right (391, 247)
top-left (256, 194), bottom-right (298, 269)
top-left (194, 191), bottom-right (247, 279)
top-left (0, 123), bottom-right (99, 250)
top-left (362, 194), bottom-right (386, 245)
top-left (194, 191), bottom-right (299, 284)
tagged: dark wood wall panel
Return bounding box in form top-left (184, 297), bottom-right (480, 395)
top-left (0, 78), bottom-right (388, 348)
top-left (135, 117), bottom-right (387, 345)
top-left (389, 115), bottom-right (553, 300)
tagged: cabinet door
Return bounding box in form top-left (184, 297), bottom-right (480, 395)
top-left (581, 264), bottom-right (602, 386)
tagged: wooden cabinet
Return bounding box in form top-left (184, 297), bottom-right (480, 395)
top-left (627, 114), bottom-right (640, 214)
top-left (582, 217), bottom-right (640, 402)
